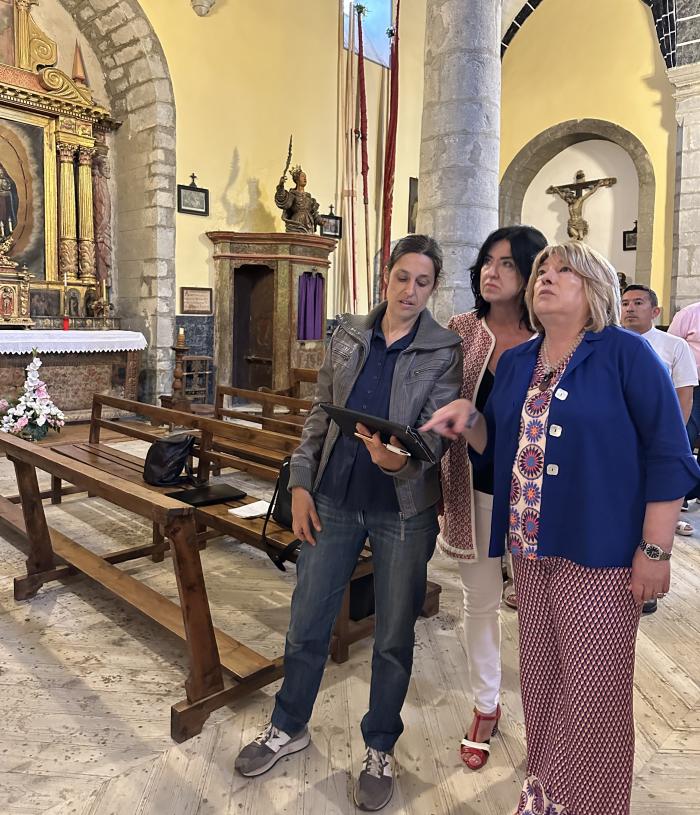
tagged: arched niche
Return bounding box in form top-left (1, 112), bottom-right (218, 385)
top-left (500, 119), bottom-right (655, 285)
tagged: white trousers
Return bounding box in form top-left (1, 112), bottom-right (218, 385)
top-left (457, 490), bottom-right (502, 715)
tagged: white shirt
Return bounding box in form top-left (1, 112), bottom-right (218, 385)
top-left (642, 327), bottom-right (698, 389)
top-left (668, 301), bottom-right (700, 376)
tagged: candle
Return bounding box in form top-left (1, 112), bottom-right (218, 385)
top-left (63, 270), bottom-right (67, 287)
top-left (178, 326), bottom-right (185, 339)
top-left (101, 279), bottom-right (107, 300)
top-left (8, 218), bottom-right (12, 234)
top-left (0, 221), bottom-right (4, 237)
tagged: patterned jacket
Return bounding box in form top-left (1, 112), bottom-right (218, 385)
top-left (438, 312), bottom-right (495, 560)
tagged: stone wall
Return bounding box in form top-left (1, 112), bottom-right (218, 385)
top-left (57, 0), bottom-right (177, 402)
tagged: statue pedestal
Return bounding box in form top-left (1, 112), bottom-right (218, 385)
top-left (206, 232), bottom-right (335, 395)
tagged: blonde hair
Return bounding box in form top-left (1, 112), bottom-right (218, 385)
top-left (525, 241), bottom-right (621, 333)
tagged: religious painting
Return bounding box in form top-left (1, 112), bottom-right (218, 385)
top-left (0, 108), bottom-right (57, 280)
top-left (343, 0), bottom-right (392, 68)
top-left (0, 0), bottom-right (14, 67)
top-left (407, 177), bottom-right (418, 233)
top-left (318, 211), bottom-right (343, 239)
top-left (29, 288), bottom-right (60, 317)
top-left (177, 183), bottom-right (209, 216)
top-left (622, 221), bottom-right (637, 251)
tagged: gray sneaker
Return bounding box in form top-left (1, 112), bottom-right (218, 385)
top-left (353, 747), bottom-right (394, 811)
top-left (234, 722), bottom-right (310, 777)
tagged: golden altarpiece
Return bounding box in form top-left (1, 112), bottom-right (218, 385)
top-left (0, 0), bottom-right (117, 328)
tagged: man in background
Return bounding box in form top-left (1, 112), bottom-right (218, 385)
top-left (622, 284), bottom-right (698, 612)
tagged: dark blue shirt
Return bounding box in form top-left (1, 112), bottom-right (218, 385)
top-left (317, 316), bottom-right (419, 512)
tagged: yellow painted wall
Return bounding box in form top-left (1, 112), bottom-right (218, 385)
top-left (138, 0), bottom-right (427, 315)
top-left (501, 0), bottom-right (677, 316)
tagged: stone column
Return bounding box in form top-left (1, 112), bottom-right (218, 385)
top-left (77, 146), bottom-right (97, 284)
top-left (416, 0), bottom-right (502, 325)
top-left (668, 62), bottom-right (700, 311)
top-left (57, 142), bottom-right (78, 283)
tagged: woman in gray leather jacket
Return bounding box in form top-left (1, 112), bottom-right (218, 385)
top-left (235, 234), bottom-right (462, 812)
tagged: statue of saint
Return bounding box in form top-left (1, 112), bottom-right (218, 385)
top-left (275, 165), bottom-right (320, 234)
top-left (92, 151), bottom-right (113, 285)
top-left (546, 170), bottom-right (616, 241)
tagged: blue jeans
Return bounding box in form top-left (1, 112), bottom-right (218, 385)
top-left (271, 493), bottom-right (438, 752)
top-left (686, 386), bottom-right (700, 499)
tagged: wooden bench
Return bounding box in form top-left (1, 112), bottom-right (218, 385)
top-left (0, 433), bottom-right (284, 743)
top-left (47, 394), bottom-right (441, 665)
top-left (260, 366), bottom-right (318, 400)
top-left (214, 385), bottom-right (310, 436)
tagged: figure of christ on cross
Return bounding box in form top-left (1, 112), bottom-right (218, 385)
top-left (546, 169), bottom-right (617, 241)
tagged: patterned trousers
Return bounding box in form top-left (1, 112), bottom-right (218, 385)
top-left (512, 556), bottom-right (641, 815)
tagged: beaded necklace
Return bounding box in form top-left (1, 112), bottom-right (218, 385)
top-left (536, 330), bottom-right (585, 392)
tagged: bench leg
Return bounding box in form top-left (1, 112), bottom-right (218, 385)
top-left (420, 580), bottom-right (441, 618)
top-left (170, 657), bottom-right (285, 742)
top-left (151, 523), bottom-right (166, 563)
top-left (10, 459), bottom-right (57, 600)
top-left (50, 475), bottom-right (62, 505)
top-left (330, 584), bottom-right (351, 664)
top-left (165, 514), bottom-right (224, 706)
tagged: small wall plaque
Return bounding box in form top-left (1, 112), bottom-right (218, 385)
top-left (181, 287), bottom-right (213, 315)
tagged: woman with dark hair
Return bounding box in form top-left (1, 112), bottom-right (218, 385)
top-left (235, 234), bottom-right (462, 812)
top-left (438, 225), bottom-right (547, 770)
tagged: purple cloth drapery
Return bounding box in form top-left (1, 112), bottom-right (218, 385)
top-left (298, 272), bottom-right (325, 340)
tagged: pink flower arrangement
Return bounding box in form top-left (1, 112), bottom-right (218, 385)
top-left (0, 352), bottom-right (65, 441)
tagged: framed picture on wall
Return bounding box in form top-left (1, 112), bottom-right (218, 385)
top-left (622, 221), bottom-right (637, 251)
top-left (318, 207), bottom-right (343, 239)
top-left (180, 287), bottom-right (213, 314)
top-left (177, 180), bottom-right (209, 216)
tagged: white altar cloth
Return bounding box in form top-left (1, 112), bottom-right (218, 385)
top-left (0, 330), bottom-right (147, 354)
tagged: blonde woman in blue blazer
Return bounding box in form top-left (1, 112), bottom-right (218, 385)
top-left (423, 241), bottom-right (700, 815)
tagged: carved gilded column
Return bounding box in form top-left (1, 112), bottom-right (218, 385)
top-left (14, 0), bottom-right (31, 70)
top-left (77, 146), bottom-right (96, 283)
top-left (57, 142), bottom-right (78, 283)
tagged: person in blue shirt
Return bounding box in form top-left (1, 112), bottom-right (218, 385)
top-left (422, 241), bottom-right (700, 815)
top-left (235, 234), bottom-right (462, 812)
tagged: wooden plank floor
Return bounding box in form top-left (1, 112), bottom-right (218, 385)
top-left (0, 438), bottom-right (696, 814)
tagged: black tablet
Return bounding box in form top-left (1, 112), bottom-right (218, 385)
top-left (320, 403), bottom-right (436, 464)
top-left (166, 483), bottom-right (247, 506)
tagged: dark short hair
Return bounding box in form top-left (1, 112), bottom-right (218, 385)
top-left (471, 225), bottom-right (548, 328)
top-left (622, 283), bottom-right (658, 308)
top-left (387, 234), bottom-right (443, 285)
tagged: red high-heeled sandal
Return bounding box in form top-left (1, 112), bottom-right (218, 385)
top-left (459, 705), bottom-right (501, 770)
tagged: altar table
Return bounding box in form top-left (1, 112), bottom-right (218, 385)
top-left (0, 330), bottom-right (147, 420)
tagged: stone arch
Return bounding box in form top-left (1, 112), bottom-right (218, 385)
top-left (58, 0), bottom-right (176, 401)
top-left (501, 1), bottom-right (675, 66)
top-left (500, 119), bottom-right (655, 285)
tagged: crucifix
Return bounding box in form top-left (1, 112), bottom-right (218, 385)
top-left (546, 169), bottom-right (617, 241)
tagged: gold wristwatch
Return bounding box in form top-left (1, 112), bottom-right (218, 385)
top-left (639, 539), bottom-right (672, 561)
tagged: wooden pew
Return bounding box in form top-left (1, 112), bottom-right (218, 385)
top-left (46, 395), bottom-right (442, 664)
top-left (213, 385), bottom-right (310, 436)
top-left (0, 433), bottom-right (284, 742)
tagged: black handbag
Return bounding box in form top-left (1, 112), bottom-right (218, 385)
top-left (262, 457), bottom-right (302, 571)
top-left (143, 432), bottom-right (198, 487)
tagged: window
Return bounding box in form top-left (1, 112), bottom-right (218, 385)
top-left (343, 0), bottom-right (392, 68)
